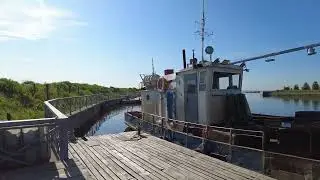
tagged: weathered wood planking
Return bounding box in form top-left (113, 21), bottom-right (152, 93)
top-left (1, 132), bottom-right (275, 180)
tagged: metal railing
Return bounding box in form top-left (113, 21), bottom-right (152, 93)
top-left (0, 118), bottom-right (60, 169)
top-left (47, 94), bottom-right (107, 116)
top-left (125, 111), bottom-right (320, 179)
top-left (0, 92), bottom-right (140, 169)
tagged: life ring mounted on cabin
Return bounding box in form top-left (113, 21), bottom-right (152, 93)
top-left (157, 77), bottom-right (169, 91)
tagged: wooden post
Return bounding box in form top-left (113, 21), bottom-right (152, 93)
top-left (32, 83), bottom-right (36, 96)
top-left (6, 113), bottom-right (11, 120)
top-left (69, 99), bottom-right (72, 115)
top-left (45, 84), bottom-right (50, 100)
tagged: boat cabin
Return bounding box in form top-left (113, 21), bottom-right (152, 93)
top-left (175, 62), bottom-right (245, 126)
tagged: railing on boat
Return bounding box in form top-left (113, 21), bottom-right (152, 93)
top-left (0, 92), bottom-right (139, 169)
top-left (125, 111), bottom-right (320, 179)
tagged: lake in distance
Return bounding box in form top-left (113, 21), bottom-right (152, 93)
top-left (89, 93), bottom-right (320, 135)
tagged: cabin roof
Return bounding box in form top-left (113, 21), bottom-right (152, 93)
top-left (177, 63), bottom-right (242, 75)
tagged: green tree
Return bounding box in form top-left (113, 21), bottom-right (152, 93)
top-left (293, 84), bottom-right (299, 90)
top-left (312, 81), bottom-right (319, 90)
top-left (302, 82), bottom-right (311, 90)
top-left (283, 86), bottom-right (290, 91)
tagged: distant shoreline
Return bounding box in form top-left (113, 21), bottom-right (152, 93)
top-left (271, 90), bottom-right (320, 97)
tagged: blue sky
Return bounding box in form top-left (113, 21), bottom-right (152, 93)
top-left (0, 0), bottom-right (319, 90)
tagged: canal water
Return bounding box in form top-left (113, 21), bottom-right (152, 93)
top-left (88, 93), bottom-right (320, 135)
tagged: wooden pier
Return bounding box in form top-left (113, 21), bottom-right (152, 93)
top-left (2, 131), bottom-right (274, 180)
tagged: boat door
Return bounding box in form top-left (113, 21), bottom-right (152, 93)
top-left (184, 73), bottom-right (198, 123)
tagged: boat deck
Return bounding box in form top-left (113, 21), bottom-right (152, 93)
top-left (1, 132), bottom-right (274, 180)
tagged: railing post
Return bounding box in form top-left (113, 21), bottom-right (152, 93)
top-left (59, 127), bottom-right (69, 160)
top-left (202, 125), bottom-right (208, 154)
top-left (86, 96), bottom-right (88, 107)
top-left (152, 115), bottom-right (155, 135)
top-left (161, 117), bottom-right (164, 139)
top-left (262, 131), bottom-right (265, 173)
top-left (137, 121), bottom-right (141, 136)
top-left (185, 122), bottom-right (189, 148)
top-left (69, 98), bottom-right (72, 115)
top-left (229, 129), bottom-right (232, 162)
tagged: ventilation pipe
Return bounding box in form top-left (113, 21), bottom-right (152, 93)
top-left (182, 49), bottom-right (187, 69)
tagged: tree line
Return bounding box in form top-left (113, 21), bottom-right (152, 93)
top-left (283, 81), bottom-right (319, 91)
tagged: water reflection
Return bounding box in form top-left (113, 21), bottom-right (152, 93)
top-left (293, 98), bottom-right (300, 106)
top-left (312, 100), bottom-right (320, 110)
top-left (86, 105), bottom-right (140, 136)
top-left (302, 99), bottom-right (311, 108)
top-left (81, 94), bottom-right (320, 135)
top-left (245, 93), bottom-right (320, 116)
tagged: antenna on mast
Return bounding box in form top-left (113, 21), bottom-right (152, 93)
top-left (152, 58), bottom-right (155, 75)
top-left (201, 0), bottom-right (205, 62)
top-left (195, 0), bottom-right (213, 62)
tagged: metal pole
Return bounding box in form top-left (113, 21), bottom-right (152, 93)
top-left (185, 122), bottom-right (189, 148)
top-left (201, 0), bottom-right (205, 62)
top-left (229, 129), bottom-right (232, 162)
top-left (161, 118), bottom-right (164, 139)
top-left (152, 115), bottom-right (155, 135)
top-left (262, 131), bottom-right (265, 173)
top-left (231, 42), bottom-right (320, 65)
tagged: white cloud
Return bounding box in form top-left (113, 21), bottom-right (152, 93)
top-left (0, 0), bottom-right (86, 41)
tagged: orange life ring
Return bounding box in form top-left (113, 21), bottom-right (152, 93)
top-left (157, 77), bottom-right (169, 91)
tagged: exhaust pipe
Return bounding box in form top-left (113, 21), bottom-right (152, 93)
top-left (182, 49), bottom-right (186, 69)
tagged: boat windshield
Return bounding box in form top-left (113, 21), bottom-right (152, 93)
top-left (212, 71), bottom-right (241, 90)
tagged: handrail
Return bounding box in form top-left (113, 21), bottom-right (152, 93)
top-left (126, 112), bottom-right (320, 178)
top-left (44, 101), bottom-right (68, 119)
top-left (0, 92), bottom-right (140, 166)
top-left (0, 118), bottom-right (57, 129)
top-left (142, 111), bottom-right (264, 135)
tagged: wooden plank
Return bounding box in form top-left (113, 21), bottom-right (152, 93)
top-left (69, 143), bottom-right (105, 180)
top-left (109, 132), bottom-right (273, 180)
top-left (143, 133), bottom-right (271, 179)
top-left (76, 139), bottom-right (121, 180)
top-left (72, 141), bottom-right (115, 180)
top-left (89, 135), bottom-right (174, 179)
top-left (137, 137), bottom-right (248, 180)
top-left (97, 135), bottom-right (190, 180)
top-left (98, 134), bottom-right (200, 180)
top-left (88, 136), bottom-right (177, 180)
top-left (77, 138), bottom-right (133, 180)
top-left (81, 138), bottom-right (148, 180)
top-left (106, 135), bottom-right (222, 180)
top-left (76, 139), bottom-right (134, 180)
top-left (102, 134), bottom-right (212, 180)
top-left (87, 136), bottom-right (157, 180)
top-left (141, 135), bottom-right (258, 178)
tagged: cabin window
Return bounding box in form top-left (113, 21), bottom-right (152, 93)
top-left (232, 74), bottom-right (240, 89)
top-left (199, 71), bottom-right (206, 91)
top-left (212, 72), bottom-right (240, 90)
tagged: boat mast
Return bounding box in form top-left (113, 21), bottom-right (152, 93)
top-left (200, 0), bottom-right (205, 62)
top-left (152, 58), bottom-right (155, 75)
